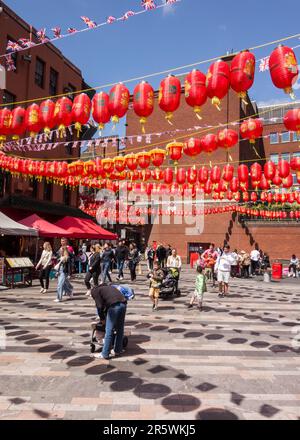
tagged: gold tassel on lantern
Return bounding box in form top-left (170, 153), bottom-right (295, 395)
top-left (212, 97), bottom-right (221, 111)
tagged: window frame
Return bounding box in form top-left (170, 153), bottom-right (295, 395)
top-left (35, 57), bottom-right (46, 89)
top-left (270, 133), bottom-right (279, 144)
top-left (281, 131), bottom-right (290, 143)
top-left (49, 67), bottom-right (58, 96)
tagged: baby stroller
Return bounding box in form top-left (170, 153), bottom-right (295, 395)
top-left (90, 285), bottom-right (134, 354)
top-left (159, 268), bottom-right (181, 298)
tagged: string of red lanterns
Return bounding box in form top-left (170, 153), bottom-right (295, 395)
top-left (0, 45), bottom-right (298, 142)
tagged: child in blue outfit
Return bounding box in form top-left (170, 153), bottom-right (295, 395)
top-left (187, 266), bottom-right (207, 312)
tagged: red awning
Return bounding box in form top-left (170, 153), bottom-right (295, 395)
top-left (20, 214), bottom-right (73, 238)
top-left (55, 217), bottom-right (117, 240)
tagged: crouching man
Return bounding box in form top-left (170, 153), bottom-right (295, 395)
top-left (92, 284), bottom-right (127, 360)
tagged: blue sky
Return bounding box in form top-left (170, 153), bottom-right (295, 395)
top-left (3, 0), bottom-right (300, 117)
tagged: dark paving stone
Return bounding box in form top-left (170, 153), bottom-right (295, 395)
top-left (196, 383), bottom-right (217, 392)
top-left (196, 408), bottom-right (239, 420)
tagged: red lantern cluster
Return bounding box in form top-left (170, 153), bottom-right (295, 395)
top-left (269, 45), bottom-right (299, 98)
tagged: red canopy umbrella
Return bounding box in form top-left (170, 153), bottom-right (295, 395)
top-left (55, 217), bottom-right (117, 240)
top-left (20, 214), bottom-right (72, 238)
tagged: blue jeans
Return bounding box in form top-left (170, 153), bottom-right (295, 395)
top-left (117, 259), bottom-right (125, 278)
top-left (102, 302), bottom-right (126, 358)
top-left (101, 261), bottom-right (112, 283)
top-left (57, 268), bottom-right (73, 301)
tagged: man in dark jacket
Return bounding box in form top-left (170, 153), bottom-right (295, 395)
top-left (85, 245), bottom-right (101, 296)
top-left (92, 284), bottom-right (127, 359)
top-left (156, 244), bottom-right (167, 268)
top-left (100, 243), bottom-right (116, 284)
top-left (115, 241), bottom-right (129, 281)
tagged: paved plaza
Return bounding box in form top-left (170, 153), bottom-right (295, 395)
top-left (0, 266), bottom-right (300, 420)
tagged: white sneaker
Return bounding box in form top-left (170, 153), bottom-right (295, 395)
top-left (86, 290), bottom-right (91, 296)
top-left (54, 299), bottom-right (60, 303)
top-left (40, 288), bottom-right (44, 293)
top-left (42, 289), bottom-right (47, 294)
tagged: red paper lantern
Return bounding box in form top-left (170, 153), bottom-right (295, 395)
top-left (277, 159), bottom-right (290, 179)
top-left (137, 152), bottom-right (151, 169)
top-left (230, 177), bottom-right (240, 193)
top-left (183, 138), bottom-right (202, 157)
top-left (250, 162), bottom-right (262, 186)
top-left (211, 166), bottom-right (222, 184)
top-left (201, 134), bottom-right (218, 154)
top-left (187, 168), bottom-right (198, 185)
top-left (287, 192), bottom-right (296, 204)
top-left (39, 99), bottom-right (56, 136)
top-left (272, 170), bottom-right (283, 187)
top-left (92, 92), bottom-right (111, 132)
top-left (150, 149), bottom-right (166, 167)
top-left (291, 155), bottom-right (300, 171)
top-left (206, 60), bottom-right (230, 110)
top-left (240, 118), bottom-right (263, 144)
top-left (54, 97), bottom-right (73, 138)
top-left (72, 93), bottom-right (91, 137)
top-left (176, 168), bottom-right (186, 185)
top-left (204, 179), bottom-right (212, 195)
top-left (238, 164), bottom-right (249, 183)
top-left (243, 192), bottom-right (250, 202)
top-left (184, 69), bottom-right (207, 119)
top-left (251, 192), bottom-right (258, 203)
top-left (125, 154), bottom-right (138, 172)
top-left (230, 50), bottom-right (256, 101)
top-left (260, 175), bottom-right (270, 191)
top-left (158, 75), bottom-right (181, 122)
top-left (133, 81), bottom-right (154, 132)
top-left (217, 129), bottom-right (239, 150)
top-left (283, 174), bottom-right (293, 189)
top-left (167, 142), bottom-right (183, 164)
top-left (102, 158), bottom-right (114, 175)
top-left (269, 45), bottom-right (299, 98)
top-left (10, 107), bottom-right (26, 140)
top-left (283, 108), bottom-right (300, 135)
top-left (25, 103), bottom-right (41, 138)
top-left (264, 161), bottom-right (276, 181)
top-left (164, 168), bottom-right (174, 184)
top-left (198, 166), bottom-right (209, 185)
top-left (109, 83), bottom-right (130, 125)
top-left (0, 108), bottom-right (12, 142)
top-left (223, 164), bottom-right (234, 182)
top-left (114, 156), bottom-right (126, 173)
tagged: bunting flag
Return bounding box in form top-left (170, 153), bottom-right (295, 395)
top-left (5, 54), bottom-right (16, 71)
top-left (259, 56), bottom-right (270, 72)
top-left (142, 0), bottom-right (157, 10)
top-left (81, 16), bottom-right (97, 29)
top-left (68, 28), bottom-right (78, 34)
top-left (18, 38), bottom-right (34, 48)
top-left (51, 27), bottom-right (62, 38)
top-left (122, 11), bottom-right (135, 21)
top-left (6, 40), bottom-right (22, 52)
top-left (166, 0), bottom-right (178, 4)
top-left (107, 16), bottom-right (117, 24)
top-left (37, 28), bottom-right (49, 43)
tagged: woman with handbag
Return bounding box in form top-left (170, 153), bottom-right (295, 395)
top-left (55, 247), bottom-right (73, 302)
top-left (36, 242), bottom-right (53, 294)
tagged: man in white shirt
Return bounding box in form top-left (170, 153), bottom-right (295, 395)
top-left (215, 245), bottom-right (236, 298)
top-left (250, 248), bottom-right (260, 276)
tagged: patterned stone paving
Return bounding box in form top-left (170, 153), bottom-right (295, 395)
top-left (0, 265), bottom-right (300, 420)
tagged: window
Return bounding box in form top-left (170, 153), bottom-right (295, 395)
top-left (49, 68), bottom-right (58, 96)
top-left (282, 152), bottom-right (290, 161)
top-left (270, 154), bottom-right (279, 164)
top-left (43, 181), bottom-right (52, 201)
top-left (270, 133), bottom-right (279, 144)
top-left (2, 90), bottom-right (16, 109)
top-left (35, 57), bottom-right (45, 88)
top-left (281, 131), bottom-right (290, 143)
top-left (293, 132), bottom-right (300, 142)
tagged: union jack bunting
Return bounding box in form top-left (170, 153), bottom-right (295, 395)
top-left (51, 27), bottom-right (62, 38)
top-left (68, 28), bottom-right (78, 34)
top-left (107, 16), bottom-right (116, 24)
top-left (142, 0), bottom-right (156, 10)
top-left (81, 16), bottom-right (97, 28)
top-left (6, 40), bottom-right (22, 52)
top-left (166, 0), bottom-right (177, 4)
top-left (122, 11), bottom-right (135, 20)
top-left (259, 56), bottom-right (270, 72)
top-left (5, 54), bottom-right (16, 71)
top-left (37, 28), bottom-right (49, 43)
top-left (18, 38), bottom-right (35, 48)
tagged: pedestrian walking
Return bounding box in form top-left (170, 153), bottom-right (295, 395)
top-left (100, 243), bottom-right (115, 284)
top-left (250, 248), bottom-right (260, 276)
top-left (115, 241), bottom-right (129, 281)
top-left (85, 245), bottom-right (101, 296)
top-left (55, 247), bottom-right (73, 302)
top-left (36, 242), bottom-right (53, 294)
top-left (187, 266), bottom-right (207, 311)
top-left (128, 243), bottom-right (139, 282)
top-left (156, 244), bottom-right (167, 268)
top-left (289, 255), bottom-right (299, 278)
top-left (146, 244), bottom-right (155, 271)
top-left (239, 251), bottom-right (251, 278)
top-left (148, 261), bottom-right (164, 311)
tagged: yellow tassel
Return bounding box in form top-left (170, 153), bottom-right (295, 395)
top-left (75, 122), bottom-right (82, 138)
top-left (229, 154), bottom-right (233, 162)
top-left (165, 112), bottom-right (174, 125)
top-left (212, 97), bottom-right (221, 111)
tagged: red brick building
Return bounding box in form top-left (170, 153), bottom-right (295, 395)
top-left (0, 0), bottom-right (93, 220)
top-left (125, 67), bottom-right (300, 261)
